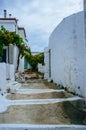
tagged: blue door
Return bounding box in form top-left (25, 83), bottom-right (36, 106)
top-left (2, 49), bottom-right (6, 63)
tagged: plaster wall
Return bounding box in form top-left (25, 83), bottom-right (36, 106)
top-left (45, 11), bottom-right (86, 97)
top-left (18, 57), bottom-right (24, 72)
top-left (6, 64), bottom-right (15, 81)
top-left (13, 45), bottom-right (19, 71)
top-left (0, 63), bottom-right (6, 94)
top-left (18, 29), bottom-right (26, 40)
top-left (0, 20), bottom-right (18, 33)
top-left (9, 44), bottom-right (24, 72)
top-left (38, 63), bottom-right (44, 73)
top-left (44, 47), bottom-right (49, 79)
top-left (18, 29), bottom-right (26, 72)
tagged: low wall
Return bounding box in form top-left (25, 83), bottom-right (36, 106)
top-left (0, 63), bottom-right (15, 94)
top-left (0, 63), bottom-right (6, 94)
top-left (10, 64), bottom-right (15, 81)
top-left (0, 124), bottom-right (85, 130)
top-left (38, 63), bottom-right (44, 73)
top-left (6, 64), bottom-right (15, 81)
top-left (18, 57), bottom-right (24, 72)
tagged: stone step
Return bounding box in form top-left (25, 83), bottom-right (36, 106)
top-left (0, 124), bottom-right (86, 130)
top-left (8, 96), bottom-right (81, 105)
top-left (17, 89), bottom-right (64, 94)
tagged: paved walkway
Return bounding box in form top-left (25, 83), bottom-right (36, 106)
top-left (0, 74), bottom-right (86, 129)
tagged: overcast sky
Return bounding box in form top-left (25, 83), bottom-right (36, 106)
top-left (0, 0), bottom-right (83, 52)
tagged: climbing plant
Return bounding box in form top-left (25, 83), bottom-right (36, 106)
top-left (25, 53), bottom-right (44, 71)
top-left (0, 26), bottom-right (31, 70)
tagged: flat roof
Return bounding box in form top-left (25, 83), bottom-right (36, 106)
top-left (0, 18), bottom-right (18, 23)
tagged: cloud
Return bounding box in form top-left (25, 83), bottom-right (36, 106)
top-left (0, 0), bottom-right (83, 52)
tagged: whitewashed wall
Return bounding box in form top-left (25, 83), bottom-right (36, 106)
top-left (12, 45), bottom-right (24, 72)
top-left (0, 63), bottom-right (15, 94)
top-left (28, 63), bottom-right (32, 69)
top-left (7, 45), bottom-right (18, 72)
top-left (38, 63), bottom-right (44, 73)
top-left (0, 63), bottom-right (6, 94)
top-left (18, 29), bottom-right (26, 40)
top-left (18, 57), bottom-right (24, 72)
top-left (0, 20), bottom-right (18, 33)
top-left (45, 11), bottom-right (86, 97)
top-left (0, 20), bottom-right (24, 72)
top-left (9, 64), bottom-right (15, 81)
top-left (18, 29), bottom-right (26, 72)
top-left (6, 64), bottom-right (15, 81)
top-left (44, 47), bottom-right (49, 79)
top-left (13, 45), bottom-right (19, 71)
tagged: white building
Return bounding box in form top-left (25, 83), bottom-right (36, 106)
top-left (0, 10), bottom-right (27, 94)
top-left (44, 10), bottom-right (86, 98)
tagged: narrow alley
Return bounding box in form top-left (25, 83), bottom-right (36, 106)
top-left (0, 71), bottom-right (86, 130)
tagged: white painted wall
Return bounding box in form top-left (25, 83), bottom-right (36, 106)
top-left (13, 45), bottom-right (19, 71)
top-left (0, 63), bottom-right (6, 94)
top-left (9, 64), bottom-right (15, 81)
top-left (44, 47), bottom-right (49, 79)
top-left (6, 64), bottom-right (15, 81)
top-left (0, 19), bottom-right (25, 72)
top-left (6, 45), bottom-right (19, 72)
top-left (28, 63), bottom-right (32, 69)
top-left (38, 63), bottom-right (44, 73)
top-left (18, 29), bottom-right (26, 72)
top-left (18, 29), bottom-right (26, 40)
top-left (0, 20), bottom-right (18, 33)
top-left (18, 57), bottom-right (24, 72)
top-left (0, 18), bottom-right (26, 95)
top-left (9, 45), bottom-right (14, 64)
top-left (45, 11), bottom-right (86, 97)
top-left (10, 45), bottom-right (24, 72)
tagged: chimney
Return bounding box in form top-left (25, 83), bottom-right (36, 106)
top-left (9, 14), bottom-right (12, 18)
top-left (4, 10), bottom-right (7, 18)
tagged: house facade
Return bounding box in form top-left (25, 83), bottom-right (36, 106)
top-left (0, 10), bottom-right (27, 94)
top-left (44, 8), bottom-right (86, 98)
top-left (0, 10), bottom-right (27, 72)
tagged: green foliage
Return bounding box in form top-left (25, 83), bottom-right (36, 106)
top-left (0, 26), bottom-right (44, 71)
top-left (25, 53), bottom-right (44, 71)
top-left (0, 45), bottom-right (3, 61)
top-left (0, 26), bottom-right (31, 70)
